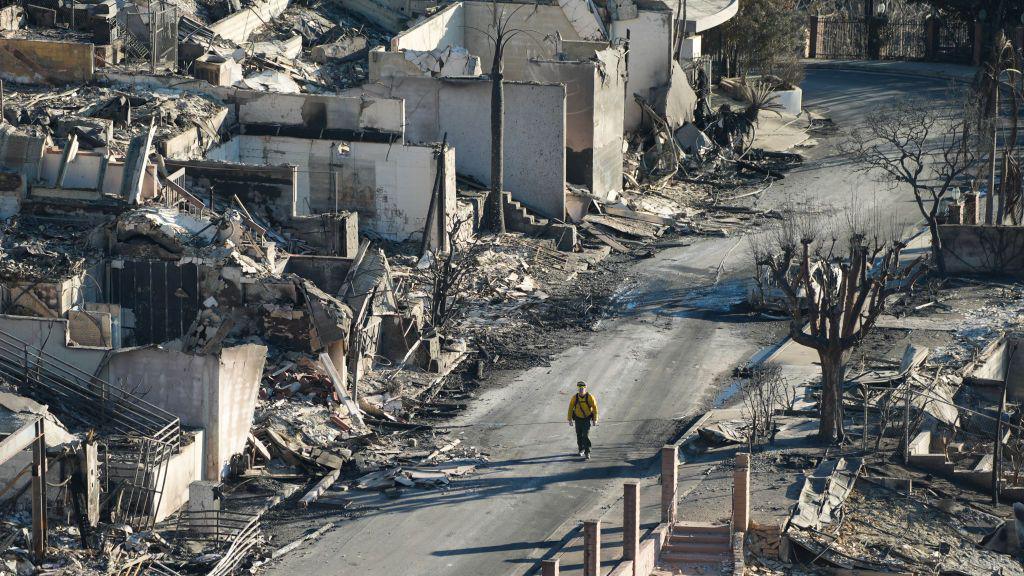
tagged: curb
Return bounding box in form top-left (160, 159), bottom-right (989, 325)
top-left (803, 60), bottom-right (977, 85)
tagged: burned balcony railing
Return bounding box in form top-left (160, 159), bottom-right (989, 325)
top-left (0, 328), bottom-right (181, 450)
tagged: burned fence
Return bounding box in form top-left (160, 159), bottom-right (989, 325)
top-left (0, 327), bottom-right (181, 528)
top-left (103, 260), bottom-right (201, 347)
top-left (120, 0), bottom-right (178, 72)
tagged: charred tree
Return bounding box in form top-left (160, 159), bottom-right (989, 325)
top-left (842, 93), bottom-right (981, 276)
top-left (752, 207), bottom-right (927, 442)
top-left (476, 1), bottom-right (530, 234)
top-left (425, 217), bottom-right (484, 329)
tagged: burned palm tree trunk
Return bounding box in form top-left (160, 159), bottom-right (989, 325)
top-left (488, 42), bottom-right (506, 233)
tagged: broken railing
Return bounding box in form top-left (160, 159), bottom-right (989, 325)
top-left (0, 329), bottom-right (180, 446)
top-left (174, 510), bottom-right (263, 576)
top-left (0, 327), bottom-right (181, 528)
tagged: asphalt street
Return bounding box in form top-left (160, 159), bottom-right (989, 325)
top-left (264, 68), bottom-right (957, 576)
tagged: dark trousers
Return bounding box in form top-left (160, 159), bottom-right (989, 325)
top-left (573, 417), bottom-right (592, 453)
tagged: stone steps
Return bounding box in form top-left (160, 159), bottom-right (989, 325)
top-left (661, 522), bottom-right (734, 575)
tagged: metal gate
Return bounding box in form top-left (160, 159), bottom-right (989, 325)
top-left (817, 18), bottom-right (869, 59)
top-left (936, 18), bottom-right (973, 63)
top-left (149, 0), bottom-right (178, 73)
top-left (120, 0), bottom-right (178, 73)
top-left (876, 20), bottom-right (927, 59)
top-left (813, 15), bottom-right (973, 62)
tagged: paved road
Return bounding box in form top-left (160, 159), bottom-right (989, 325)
top-left (265, 69), bottom-right (956, 576)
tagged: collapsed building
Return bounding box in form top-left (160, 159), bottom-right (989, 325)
top-left (0, 0), bottom-right (741, 569)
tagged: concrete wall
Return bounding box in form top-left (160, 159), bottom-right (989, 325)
top-left (0, 315), bottom-right (108, 377)
top-left (0, 173), bottom-right (21, 220)
top-left (165, 158), bottom-right (299, 221)
top-left (209, 0), bottom-right (289, 44)
top-left (0, 126), bottom-right (45, 184)
top-left (37, 149), bottom-right (158, 199)
top-left (975, 335), bottom-right (1024, 402)
top-left (2, 275), bottom-right (83, 318)
top-left (284, 255), bottom-right (354, 295)
top-left (392, 2), bottom-right (465, 52)
top-left (1006, 336), bottom-right (1024, 401)
top-left (523, 46), bottom-right (624, 200)
top-left (0, 38), bottom-right (94, 84)
top-left (463, 1), bottom-right (577, 80)
top-left (99, 72), bottom-right (406, 140)
top-left (210, 135), bottom-right (456, 247)
top-left (160, 107), bottom-right (232, 159)
top-left (356, 77), bottom-right (566, 219)
top-left (330, 0), bottom-right (410, 32)
top-left (103, 344), bottom-right (266, 480)
top-left (153, 431), bottom-right (204, 521)
top-left (284, 212), bottom-right (360, 257)
top-left (214, 345), bottom-right (265, 479)
top-left (939, 225), bottom-right (1024, 278)
top-left (235, 91), bottom-right (405, 140)
top-left (67, 310), bottom-right (112, 348)
top-left (0, 450), bottom-right (62, 512)
top-left (610, 6), bottom-right (674, 131)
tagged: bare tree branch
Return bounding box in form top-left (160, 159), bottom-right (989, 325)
top-left (749, 203), bottom-right (928, 441)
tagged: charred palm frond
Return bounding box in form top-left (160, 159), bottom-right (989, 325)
top-left (709, 80), bottom-right (785, 154)
top-left (734, 81), bottom-right (785, 152)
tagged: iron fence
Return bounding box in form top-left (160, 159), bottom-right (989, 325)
top-left (0, 327), bottom-right (181, 529)
top-left (937, 18), bottom-right (973, 63)
top-left (818, 18), bottom-right (869, 59)
top-left (813, 15), bottom-right (974, 63)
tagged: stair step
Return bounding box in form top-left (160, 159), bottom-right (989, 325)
top-left (667, 537), bottom-right (733, 553)
top-left (673, 522), bottom-right (731, 532)
top-left (670, 532), bottom-right (731, 545)
top-left (660, 551), bottom-right (733, 564)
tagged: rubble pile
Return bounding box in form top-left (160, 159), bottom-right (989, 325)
top-left (0, 216), bottom-right (92, 283)
top-left (2, 84), bottom-right (227, 155)
top-left (788, 482), bottom-right (1023, 574)
top-left (245, 1), bottom-right (390, 90)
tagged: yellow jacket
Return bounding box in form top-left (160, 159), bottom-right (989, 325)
top-left (568, 392), bottom-right (598, 421)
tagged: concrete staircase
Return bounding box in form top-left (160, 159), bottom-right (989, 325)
top-left (502, 192), bottom-right (577, 250)
top-left (660, 522), bottom-right (734, 574)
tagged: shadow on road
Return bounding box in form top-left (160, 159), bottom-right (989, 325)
top-left (268, 449), bottom-right (658, 534)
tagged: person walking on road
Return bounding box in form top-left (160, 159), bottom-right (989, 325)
top-left (568, 381), bottom-right (598, 459)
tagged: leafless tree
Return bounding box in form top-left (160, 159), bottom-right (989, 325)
top-left (751, 206), bottom-right (928, 442)
top-left (740, 362), bottom-right (792, 446)
top-left (842, 92), bottom-right (982, 276)
top-left (425, 216), bottom-right (484, 328)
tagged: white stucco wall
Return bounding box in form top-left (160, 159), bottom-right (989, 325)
top-left (354, 77), bottom-right (567, 219)
top-left (610, 8), bottom-right (673, 132)
top-left (392, 2), bottom-right (466, 51)
top-left (38, 149), bottom-right (158, 198)
top-left (523, 46), bottom-right (625, 200)
top-left (103, 344), bottom-right (265, 481)
top-left (210, 136), bottom-right (455, 246)
top-left (0, 315), bottom-right (108, 377)
top-left (463, 1), bottom-right (577, 80)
